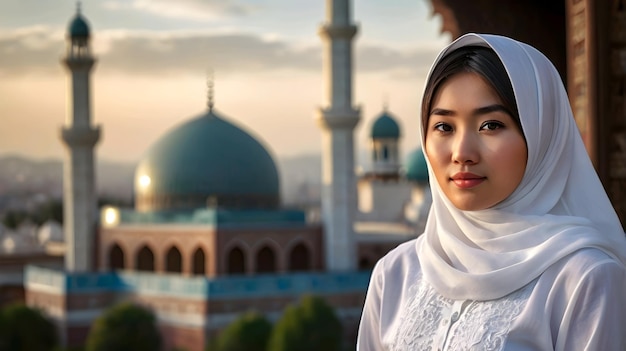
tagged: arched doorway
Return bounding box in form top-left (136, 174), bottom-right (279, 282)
top-left (109, 243), bottom-right (125, 271)
top-left (227, 247), bottom-right (246, 274)
top-left (136, 245), bottom-right (154, 272)
top-left (288, 243), bottom-right (310, 272)
top-left (192, 247), bottom-right (206, 275)
top-left (166, 246), bottom-right (182, 273)
top-left (255, 246), bottom-right (276, 273)
top-left (359, 256), bottom-right (375, 270)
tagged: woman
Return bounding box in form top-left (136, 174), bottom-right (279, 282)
top-left (357, 33), bottom-right (626, 350)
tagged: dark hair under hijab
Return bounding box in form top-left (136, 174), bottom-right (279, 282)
top-left (421, 45), bottom-right (522, 135)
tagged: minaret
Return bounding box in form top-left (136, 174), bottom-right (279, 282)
top-left (316, 0), bottom-right (360, 271)
top-left (369, 105), bottom-right (401, 179)
top-left (60, 4), bottom-right (100, 272)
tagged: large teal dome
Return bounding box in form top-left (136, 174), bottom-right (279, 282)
top-left (371, 112), bottom-right (400, 139)
top-left (405, 148), bottom-right (429, 182)
top-left (135, 109), bottom-right (280, 211)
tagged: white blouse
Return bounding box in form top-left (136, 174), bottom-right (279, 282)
top-left (357, 237), bottom-right (626, 351)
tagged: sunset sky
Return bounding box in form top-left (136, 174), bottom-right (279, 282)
top-left (0, 0), bottom-right (450, 165)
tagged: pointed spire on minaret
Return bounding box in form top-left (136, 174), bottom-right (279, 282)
top-left (76, 1), bottom-right (82, 14)
top-left (207, 69), bottom-right (214, 111)
top-left (383, 93), bottom-right (389, 112)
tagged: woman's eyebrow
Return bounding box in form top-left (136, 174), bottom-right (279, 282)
top-left (430, 107), bottom-right (453, 116)
top-left (430, 104), bottom-right (508, 117)
top-left (473, 104), bottom-right (508, 116)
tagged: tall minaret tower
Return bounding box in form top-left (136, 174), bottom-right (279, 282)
top-left (316, 0), bottom-right (360, 271)
top-left (60, 4), bottom-right (100, 272)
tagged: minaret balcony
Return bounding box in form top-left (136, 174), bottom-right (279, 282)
top-left (60, 126), bottom-right (101, 147)
top-left (318, 24), bottom-right (358, 40)
top-left (316, 107), bottom-right (361, 130)
top-left (63, 56), bottom-right (96, 70)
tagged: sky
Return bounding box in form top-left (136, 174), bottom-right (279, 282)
top-left (0, 0), bottom-right (451, 166)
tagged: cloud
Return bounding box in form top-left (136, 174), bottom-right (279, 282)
top-left (103, 0), bottom-right (254, 21)
top-left (356, 45), bottom-right (439, 76)
top-left (0, 27), bottom-right (440, 77)
top-left (0, 27), bottom-right (64, 77)
top-left (99, 31), bottom-right (320, 75)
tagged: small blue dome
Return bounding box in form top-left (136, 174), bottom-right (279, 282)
top-left (405, 148), bottom-right (429, 182)
top-left (68, 14), bottom-right (90, 38)
top-left (135, 109), bottom-right (280, 210)
top-left (371, 112), bottom-right (400, 139)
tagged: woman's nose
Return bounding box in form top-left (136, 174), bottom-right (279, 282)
top-left (452, 132), bottom-right (479, 165)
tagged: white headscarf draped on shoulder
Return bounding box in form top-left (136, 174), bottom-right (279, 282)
top-left (417, 33), bottom-right (626, 301)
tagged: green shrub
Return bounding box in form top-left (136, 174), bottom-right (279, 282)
top-left (0, 303), bottom-right (58, 351)
top-left (214, 311), bottom-right (272, 351)
top-left (267, 295), bottom-right (342, 351)
top-left (85, 301), bottom-right (161, 351)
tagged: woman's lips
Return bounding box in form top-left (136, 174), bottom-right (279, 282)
top-left (450, 172), bottom-right (486, 189)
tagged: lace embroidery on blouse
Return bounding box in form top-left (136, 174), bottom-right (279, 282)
top-left (390, 274), bottom-right (534, 351)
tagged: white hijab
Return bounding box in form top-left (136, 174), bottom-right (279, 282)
top-left (417, 33), bottom-right (626, 301)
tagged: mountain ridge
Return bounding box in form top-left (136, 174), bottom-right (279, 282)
top-left (0, 153), bottom-right (322, 207)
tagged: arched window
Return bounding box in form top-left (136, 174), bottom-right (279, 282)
top-left (109, 244), bottom-right (125, 271)
top-left (359, 256), bottom-right (375, 270)
top-left (227, 247), bottom-right (246, 274)
top-left (166, 246), bottom-right (182, 273)
top-left (382, 145), bottom-right (389, 160)
top-left (136, 245), bottom-right (154, 272)
top-left (192, 247), bottom-right (206, 275)
top-left (255, 246), bottom-right (276, 273)
top-left (288, 243), bottom-right (310, 272)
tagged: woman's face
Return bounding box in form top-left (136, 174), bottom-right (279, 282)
top-left (425, 72), bottom-right (527, 211)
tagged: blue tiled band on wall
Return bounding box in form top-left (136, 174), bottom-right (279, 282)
top-left (25, 265), bottom-right (371, 300)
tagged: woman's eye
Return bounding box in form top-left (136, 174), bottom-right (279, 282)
top-left (434, 123), bottom-right (452, 132)
top-left (480, 121), bottom-right (503, 131)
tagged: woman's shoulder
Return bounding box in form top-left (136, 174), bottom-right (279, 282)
top-left (537, 248), bottom-right (626, 350)
top-left (541, 247), bottom-right (626, 295)
top-left (555, 247), bottom-right (624, 276)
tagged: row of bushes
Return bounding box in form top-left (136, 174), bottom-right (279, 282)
top-left (0, 301), bottom-right (161, 351)
top-left (210, 295), bottom-right (343, 351)
top-left (0, 295), bottom-right (343, 351)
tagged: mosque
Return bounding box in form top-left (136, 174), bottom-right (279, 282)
top-left (20, 1), bottom-right (430, 350)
